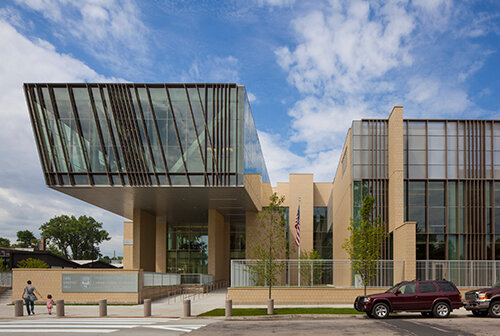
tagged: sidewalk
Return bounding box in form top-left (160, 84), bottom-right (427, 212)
top-left (0, 288), bottom-right (228, 319)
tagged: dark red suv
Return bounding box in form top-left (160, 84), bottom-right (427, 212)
top-left (354, 280), bottom-right (463, 319)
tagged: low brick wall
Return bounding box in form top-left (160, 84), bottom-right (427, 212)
top-left (228, 287), bottom-right (389, 304)
top-left (13, 269), bottom-right (143, 304)
top-left (228, 286), bottom-right (479, 305)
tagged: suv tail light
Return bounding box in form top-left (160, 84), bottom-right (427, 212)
top-left (459, 294), bottom-right (462, 300)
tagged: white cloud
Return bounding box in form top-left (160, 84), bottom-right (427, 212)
top-left (13, 0), bottom-right (150, 73)
top-left (184, 56), bottom-right (240, 83)
top-left (0, 19), bottom-right (125, 256)
top-left (262, 0), bottom-right (495, 184)
top-left (247, 92), bottom-right (257, 103)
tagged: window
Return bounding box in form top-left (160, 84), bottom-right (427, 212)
top-left (437, 281), bottom-right (456, 292)
top-left (419, 282), bottom-right (437, 293)
top-left (399, 283), bottom-right (416, 294)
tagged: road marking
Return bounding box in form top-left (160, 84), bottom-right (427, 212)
top-left (0, 329), bottom-right (118, 333)
top-left (147, 325), bottom-right (206, 333)
top-left (0, 325), bottom-right (137, 328)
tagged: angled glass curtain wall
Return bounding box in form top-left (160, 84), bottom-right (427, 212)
top-left (25, 83), bottom-right (269, 186)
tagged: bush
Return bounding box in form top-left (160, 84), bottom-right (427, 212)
top-left (16, 258), bottom-right (49, 268)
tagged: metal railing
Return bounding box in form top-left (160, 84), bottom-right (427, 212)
top-left (231, 259), bottom-right (403, 288)
top-left (416, 260), bottom-right (500, 287)
top-left (180, 273), bottom-right (213, 285)
top-left (0, 272), bottom-right (11, 287)
top-left (143, 272), bottom-right (181, 287)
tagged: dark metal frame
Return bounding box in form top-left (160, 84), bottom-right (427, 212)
top-left (24, 83), bottom-right (245, 187)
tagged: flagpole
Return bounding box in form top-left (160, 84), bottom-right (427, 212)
top-left (297, 198), bottom-right (301, 287)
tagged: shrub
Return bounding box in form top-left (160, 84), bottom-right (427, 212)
top-left (16, 258), bottom-right (49, 268)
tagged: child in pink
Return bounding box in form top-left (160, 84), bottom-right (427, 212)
top-left (46, 294), bottom-right (54, 315)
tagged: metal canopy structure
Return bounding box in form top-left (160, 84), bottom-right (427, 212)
top-left (24, 83), bottom-right (269, 219)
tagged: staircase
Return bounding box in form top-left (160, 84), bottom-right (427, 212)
top-left (0, 288), bottom-right (12, 305)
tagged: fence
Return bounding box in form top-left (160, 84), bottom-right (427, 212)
top-left (417, 260), bottom-right (500, 287)
top-left (0, 272), bottom-right (11, 287)
top-left (180, 273), bottom-right (213, 285)
top-left (143, 272), bottom-right (181, 287)
top-left (231, 259), bottom-right (403, 288)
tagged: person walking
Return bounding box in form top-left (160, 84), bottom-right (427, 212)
top-left (22, 280), bottom-right (42, 315)
top-left (46, 294), bottom-right (54, 315)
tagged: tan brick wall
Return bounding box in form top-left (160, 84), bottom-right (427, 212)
top-left (228, 287), bottom-right (389, 304)
top-left (228, 286), bottom-right (476, 304)
top-left (331, 130), bottom-right (353, 286)
top-left (394, 222), bottom-right (416, 281)
top-left (12, 269), bottom-right (142, 304)
top-left (313, 183), bottom-right (332, 207)
top-left (123, 221), bottom-right (133, 270)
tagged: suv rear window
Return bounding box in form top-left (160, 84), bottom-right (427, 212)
top-left (419, 282), bottom-right (437, 293)
top-left (437, 281), bottom-right (456, 292)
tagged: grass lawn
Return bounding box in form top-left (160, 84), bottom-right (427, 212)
top-left (199, 307), bottom-right (362, 317)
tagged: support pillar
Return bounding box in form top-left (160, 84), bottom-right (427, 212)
top-left (208, 209), bottom-right (229, 281)
top-left (394, 221), bottom-right (417, 281)
top-left (124, 209), bottom-right (156, 272)
top-left (156, 217), bottom-right (167, 273)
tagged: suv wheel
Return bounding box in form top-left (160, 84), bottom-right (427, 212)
top-left (421, 312), bottom-right (432, 318)
top-left (472, 310), bottom-right (488, 317)
top-left (488, 301), bottom-right (500, 318)
top-left (433, 302), bottom-right (450, 318)
top-left (372, 302), bottom-right (390, 319)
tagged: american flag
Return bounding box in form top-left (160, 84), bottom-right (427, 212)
top-left (295, 203), bottom-right (300, 247)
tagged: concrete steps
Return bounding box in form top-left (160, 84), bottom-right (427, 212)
top-left (0, 288), bottom-right (12, 305)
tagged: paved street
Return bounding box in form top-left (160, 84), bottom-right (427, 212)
top-left (191, 314), bottom-right (500, 336)
top-left (1, 311), bottom-right (500, 335)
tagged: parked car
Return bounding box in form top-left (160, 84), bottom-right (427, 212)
top-left (354, 280), bottom-right (463, 319)
top-left (464, 282), bottom-right (500, 317)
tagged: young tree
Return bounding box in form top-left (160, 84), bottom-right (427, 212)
top-left (40, 215), bottom-right (110, 260)
top-left (248, 193), bottom-right (289, 299)
top-left (299, 249), bottom-right (323, 286)
top-left (342, 194), bottom-right (388, 296)
top-left (16, 230), bottom-right (39, 248)
top-left (0, 237), bottom-right (10, 248)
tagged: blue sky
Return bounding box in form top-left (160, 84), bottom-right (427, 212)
top-left (0, 0), bottom-right (499, 256)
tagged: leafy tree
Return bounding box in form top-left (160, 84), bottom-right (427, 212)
top-left (40, 215), bottom-right (110, 260)
top-left (298, 249), bottom-right (323, 286)
top-left (248, 193), bottom-right (289, 299)
top-left (17, 258), bottom-right (49, 268)
top-left (16, 230), bottom-right (39, 248)
top-left (0, 237), bottom-right (10, 248)
top-left (0, 258), bottom-right (10, 272)
top-left (342, 194), bottom-right (388, 296)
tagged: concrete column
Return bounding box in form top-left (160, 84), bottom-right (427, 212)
top-left (123, 221), bottom-right (134, 269)
top-left (289, 174), bottom-right (314, 255)
top-left (208, 209), bottom-right (229, 281)
top-left (183, 299), bottom-right (191, 317)
top-left (245, 211), bottom-right (259, 259)
top-left (225, 299), bottom-right (232, 317)
top-left (144, 299), bottom-right (151, 317)
top-left (56, 300), bottom-right (64, 317)
top-left (99, 299), bottom-right (107, 317)
top-left (14, 300), bottom-right (23, 316)
top-left (388, 106), bottom-right (408, 280)
top-left (394, 222), bottom-right (417, 281)
top-left (156, 217), bottom-right (167, 273)
top-left (129, 209), bottom-right (156, 272)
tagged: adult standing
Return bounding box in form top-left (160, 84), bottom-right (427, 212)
top-left (22, 280), bottom-right (42, 315)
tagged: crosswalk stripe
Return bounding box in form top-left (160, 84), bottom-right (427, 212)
top-left (0, 329), bottom-right (118, 333)
top-left (0, 325), bottom-right (137, 328)
top-left (1, 321), bottom-right (159, 325)
top-left (146, 325), bottom-right (205, 332)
